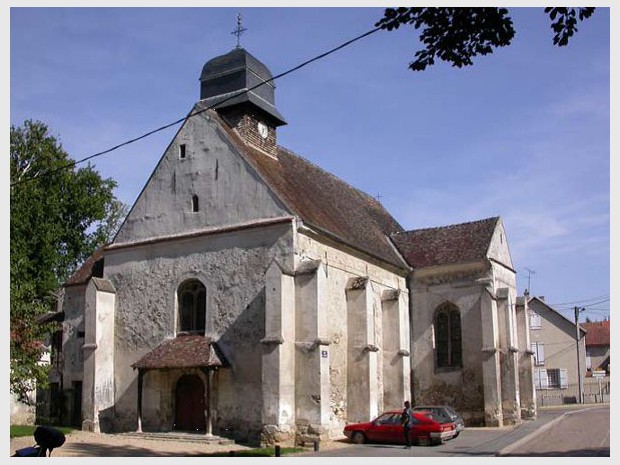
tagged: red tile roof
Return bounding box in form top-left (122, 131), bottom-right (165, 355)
top-left (132, 334), bottom-right (228, 370)
top-left (581, 320), bottom-right (610, 347)
top-left (390, 217), bottom-right (499, 269)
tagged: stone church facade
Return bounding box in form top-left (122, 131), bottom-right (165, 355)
top-left (54, 48), bottom-right (536, 445)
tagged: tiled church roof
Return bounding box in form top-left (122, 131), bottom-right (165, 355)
top-left (64, 246), bottom-right (105, 286)
top-left (581, 320), bottom-right (610, 346)
top-left (390, 217), bottom-right (499, 269)
top-left (132, 334), bottom-right (228, 370)
top-left (211, 109), bottom-right (408, 269)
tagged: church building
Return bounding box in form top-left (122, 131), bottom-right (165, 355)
top-left (56, 46), bottom-right (536, 445)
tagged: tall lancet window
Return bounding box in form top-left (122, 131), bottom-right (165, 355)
top-left (434, 303), bottom-right (462, 369)
top-left (177, 280), bottom-right (206, 335)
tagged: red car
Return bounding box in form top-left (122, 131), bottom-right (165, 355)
top-left (343, 410), bottom-right (457, 446)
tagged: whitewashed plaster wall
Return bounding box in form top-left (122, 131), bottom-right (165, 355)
top-left (114, 109), bottom-right (290, 244)
top-left (294, 231), bottom-right (409, 436)
top-left (410, 262), bottom-right (492, 424)
top-left (103, 222), bottom-right (294, 435)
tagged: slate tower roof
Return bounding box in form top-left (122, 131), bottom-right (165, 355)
top-left (199, 47), bottom-right (286, 126)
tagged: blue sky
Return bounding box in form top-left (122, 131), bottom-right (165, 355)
top-left (8, 4), bottom-right (613, 322)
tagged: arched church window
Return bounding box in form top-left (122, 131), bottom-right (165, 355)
top-left (434, 303), bottom-right (462, 369)
top-left (177, 280), bottom-right (206, 335)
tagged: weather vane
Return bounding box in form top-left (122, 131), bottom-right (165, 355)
top-left (231, 13), bottom-right (247, 49)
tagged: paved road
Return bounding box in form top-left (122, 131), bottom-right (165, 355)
top-left (9, 405), bottom-right (608, 457)
top-left (295, 405), bottom-right (609, 457)
top-left (501, 406), bottom-right (610, 457)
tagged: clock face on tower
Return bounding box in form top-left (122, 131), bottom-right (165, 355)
top-left (257, 122), bottom-right (268, 139)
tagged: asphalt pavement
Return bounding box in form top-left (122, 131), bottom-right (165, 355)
top-left (9, 404), bottom-right (607, 457)
top-left (294, 405), bottom-right (607, 457)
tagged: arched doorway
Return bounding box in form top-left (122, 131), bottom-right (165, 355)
top-left (174, 374), bottom-right (206, 432)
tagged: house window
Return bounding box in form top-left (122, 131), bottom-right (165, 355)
top-left (177, 280), bottom-right (206, 335)
top-left (179, 144), bottom-right (187, 159)
top-left (530, 312), bottom-right (542, 329)
top-left (434, 303), bottom-right (462, 369)
top-left (531, 342), bottom-right (545, 366)
top-left (192, 195), bottom-right (199, 212)
top-left (547, 368), bottom-right (568, 389)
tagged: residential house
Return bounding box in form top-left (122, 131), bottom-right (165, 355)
top-left (528, 297), bottom-right (587, 405)
top-left (582, 320), bottom-right (610, 375)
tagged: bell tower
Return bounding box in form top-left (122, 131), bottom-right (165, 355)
top-left (199, 45), bottom-right (286, 157)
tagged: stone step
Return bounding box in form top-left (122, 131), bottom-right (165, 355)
top-left (116, 432), bottom-right (235, 445)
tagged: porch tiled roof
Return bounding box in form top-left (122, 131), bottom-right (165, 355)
top-left (132, 334), bottom-right (228, 370)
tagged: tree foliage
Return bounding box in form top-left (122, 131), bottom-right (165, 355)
top-left (375, 7), bottom-right (596, 71)
top-left (10, 120), bottom-right (128, 400)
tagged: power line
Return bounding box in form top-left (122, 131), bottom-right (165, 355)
top-left (11, 26), bottom-right (381, 188)
top-left (549, 295), bottom-right (610, 307)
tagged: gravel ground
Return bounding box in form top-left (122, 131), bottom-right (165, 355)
top-left (9, 430), bottom-right (352, 457)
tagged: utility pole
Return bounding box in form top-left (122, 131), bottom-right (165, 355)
top-left (574, 306), bottom-right (585, 403)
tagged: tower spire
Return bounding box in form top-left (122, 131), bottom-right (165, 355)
top-left (231, 13), bottom-right (247, 49)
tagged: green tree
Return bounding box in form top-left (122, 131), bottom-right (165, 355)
top-left (375, 7), bottom-right (596, 71)
top-left (10, 120), bottom-right (127, 400)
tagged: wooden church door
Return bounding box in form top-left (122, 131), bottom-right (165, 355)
top-left (174, 374), bottom-right (206, 432)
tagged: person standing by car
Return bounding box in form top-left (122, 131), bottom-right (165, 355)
top-left (401, 400), bottom-right (414, 448)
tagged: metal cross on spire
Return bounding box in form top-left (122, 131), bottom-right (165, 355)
top-left (231, 13), bottom-right (247, 49)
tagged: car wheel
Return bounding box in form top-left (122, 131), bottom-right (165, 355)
top-left (351, 431), bottom-right (366, 444)
top-left (415, 436), bottom-right (430, 447)
top-left (453, 432), bottom-right (460, 438)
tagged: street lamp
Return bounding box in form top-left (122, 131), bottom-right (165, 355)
top-left (574, 306), bottom-right (586, 403)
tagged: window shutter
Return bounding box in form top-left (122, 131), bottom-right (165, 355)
top-left (560, 369), bottom-right (568, 389)
top-left (539, 369), bottom-right (549, 389)
top-left (531, 342), bottom-right (545, 365)
top-left (537, 343), bottom-right (545, 364)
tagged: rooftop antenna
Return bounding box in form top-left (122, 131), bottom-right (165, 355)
top-left (524, 267), bottom-right (536, 295)
top-left (231, 12), bottom-right (247, 49)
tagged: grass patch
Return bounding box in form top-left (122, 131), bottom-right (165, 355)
top-left (10, 425), bottom-right (75, 439)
